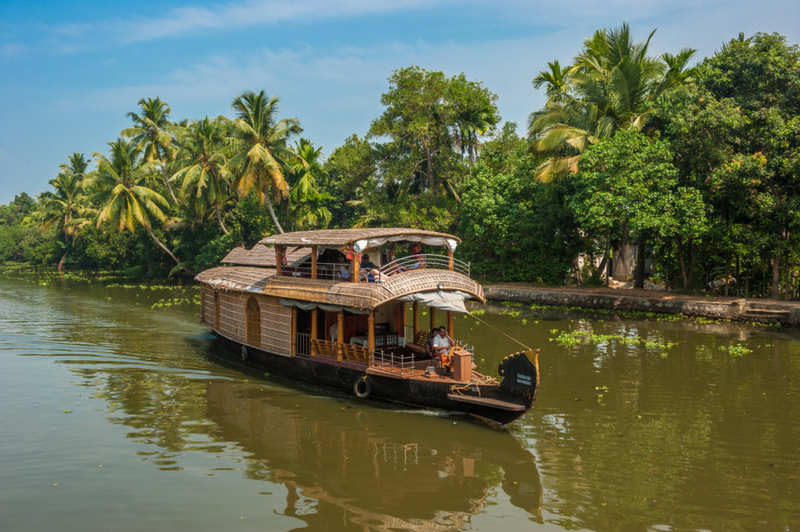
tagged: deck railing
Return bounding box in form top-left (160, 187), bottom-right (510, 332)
top-left (277, 254), bottom-right (471, 281)
top-left (296, 333), bottom-right (311, 356)
top-left (371, 350), bottom-right (416, 374)
top-left (379, 254), bottom-right (470, 278)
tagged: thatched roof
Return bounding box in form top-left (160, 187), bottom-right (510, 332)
top-left (259, 228), bottom-right (460, 247)
top-left (196, 267), bottom-right (485, 309)
top-left (222, 244), bottom-right (310, 267)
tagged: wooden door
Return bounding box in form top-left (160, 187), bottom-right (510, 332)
top-left (246, 297), bottom-right (261, 346)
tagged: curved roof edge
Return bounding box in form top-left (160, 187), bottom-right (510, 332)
top-left (195, 267), bottom-right (484, 309)
top-left (259, 228), bottom-right (461, 247)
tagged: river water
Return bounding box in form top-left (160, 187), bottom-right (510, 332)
top-left (1, 266), bottom-right (799, 532)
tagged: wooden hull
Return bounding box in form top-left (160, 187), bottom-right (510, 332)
top-left (212, 332), bottom-right (538, 425)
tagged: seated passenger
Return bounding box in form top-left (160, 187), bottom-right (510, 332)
top-left (406, 243), bottom-right (426, 270)
top-left (335, 255), bottom-right (352, 281)
top-left (422, 327), bottom-right (438, 361)
top-left (432, 326), bottom-right (455, 373)
top-left (360, 253), bottom-right (382, 282)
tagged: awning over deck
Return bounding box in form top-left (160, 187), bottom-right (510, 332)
top-left (397, 290), bottom-right (472, 314)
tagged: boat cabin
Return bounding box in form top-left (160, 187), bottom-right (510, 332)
top-left (196, 228), bottom-right (485, 379)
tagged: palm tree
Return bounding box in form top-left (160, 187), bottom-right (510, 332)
top-left (532, 60), bottom-right (572, 104)
top-left (453, 103), bottom-right (497, 165)
top-left (42, 171), bottom-right (93, 271)
top-left (527, 23), bottom-right (696, 181)
top-left (171, 117), bottom-right (232, 234)
top-left (121, 97), bottom-right (181, 204)
top-left (288, 139), bottom-right (328, 200)
top-left (58, 152), bottom-right (91, 182)
top-left (87, 139), bottom-right (192, 275)
top-left (287, 139), bottom-right (332, 229)
top-left (220, 90), bottom-right (302, 234)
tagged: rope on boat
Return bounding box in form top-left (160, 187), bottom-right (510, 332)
top-left (450, 373), bottom-right (499, 398)
top-left (469, 313), bottom-right (532, 351)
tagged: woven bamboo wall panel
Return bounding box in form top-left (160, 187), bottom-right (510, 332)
top-left (200, 285), bottom-right (209, 327)
top-left (218, 290), bottom-right (247, 344)
top-left (258, 295), bottom-right (291, 356)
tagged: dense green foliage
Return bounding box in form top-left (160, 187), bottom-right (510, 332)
top-left (3, 28), bottom-right (799, 298)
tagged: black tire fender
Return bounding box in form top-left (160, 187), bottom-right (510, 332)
top-left (354, 376), bottom-right (372, 399)
top-left (241, 345), bottom-right (249, 362)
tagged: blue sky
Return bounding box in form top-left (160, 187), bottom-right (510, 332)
top-left (1, 0), bottom-right (798, 204)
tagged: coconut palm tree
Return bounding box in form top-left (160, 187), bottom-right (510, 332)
top-left (42, 171), bottom-right (93, 271)
top-left (287, 139), bottom-right (332, 229)
top-left (171, 117), bottom-right (232, 234)
top-left (527, 23), bottom-right (696, 181)
top-left (58, 152), bottom-right (91, 182)
top-left (532, 60), bottom-right (572, 105)
top-left (220, 90), bottom-right (302, 234)
top-left (121, 97), bottom-right (181, 204)
top-left (87, 139), bottom-right (192, 275)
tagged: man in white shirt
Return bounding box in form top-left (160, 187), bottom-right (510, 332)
top-left (330, 323), bottom-right (338, 342)
top-left (432, 326), bottom-right (454, 358)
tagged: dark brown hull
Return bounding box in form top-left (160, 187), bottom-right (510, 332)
top-left (212, 332), bottom-right (538, 425)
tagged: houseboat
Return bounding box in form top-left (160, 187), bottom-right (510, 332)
top-left (196, 228), bottom-right (540, 425)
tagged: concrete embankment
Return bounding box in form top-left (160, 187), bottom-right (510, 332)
top-left (483, 286), bottom-right (800, 325)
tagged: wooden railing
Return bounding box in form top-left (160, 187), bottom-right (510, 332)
top-left (309, 339), bottom-right (372, 365)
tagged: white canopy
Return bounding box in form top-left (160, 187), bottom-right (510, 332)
top-left (352, 236), bottom-right (458, 254)
top-left (397, 290), bottom-right (471, 314)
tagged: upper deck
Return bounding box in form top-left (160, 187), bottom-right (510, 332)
top-left (205, 228), bottom-right (482, 309)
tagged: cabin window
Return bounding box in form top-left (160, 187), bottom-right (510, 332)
top-left (246, 297), bottom-right (261, 346)
top-left (214, 290), bottom-right (221, 329)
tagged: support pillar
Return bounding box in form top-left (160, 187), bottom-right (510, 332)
top-left (291, 307), bottom-right (297, 357)
top-left (447, 311), bottom-right (454, 338)
top-left (368, 309), bottom-right (375, 366)
top-left (311, 309), bottom-right (318, 339)
top-left (337, 310), bottom-right (344, 362)
top-left (413, 302), bottom-right (419, 337)
top-left (311, 246), bottom-right (317, 279)
top-left (275, 246), bottom-right (284, 277)
top-left (447, 249), bottom-right (454, 271)
top-left (353, 252), bottom-right (361, 283)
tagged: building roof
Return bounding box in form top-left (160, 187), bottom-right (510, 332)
top-left (259, 228), bottom-right (460, 248)
top-left (195, 267), bottom-right (484, 309)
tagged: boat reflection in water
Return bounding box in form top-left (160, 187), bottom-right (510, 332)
top-left (205, 382), bottom-right (543, 530)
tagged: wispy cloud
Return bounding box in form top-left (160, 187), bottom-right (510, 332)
top-left (36, 0), bottom-right (446, 52)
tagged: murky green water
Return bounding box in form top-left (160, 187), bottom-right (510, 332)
top-left (1, 266), bottom-right (799, 531)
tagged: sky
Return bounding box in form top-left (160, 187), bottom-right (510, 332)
top-left (0, 0), bottom-right (798, 204)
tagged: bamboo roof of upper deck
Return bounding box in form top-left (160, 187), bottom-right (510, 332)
top-left (259, 228), bottom-right (460, 247)
top-left (195, 267), bottom-right (485, 309)
top-left (221, 245), bottom-right (309, 267)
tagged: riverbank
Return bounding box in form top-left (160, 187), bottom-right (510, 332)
top-left (484, 284), bottom-right (800, 325)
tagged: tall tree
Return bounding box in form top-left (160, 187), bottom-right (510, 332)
top-left (288, 139), bottom-right (332, 229)
top-left (42, 171), bottom-right (92, 271)
top-left (369, 67), bottom-right (499, 195)
top-left (571, 130), bottom-right (708, 289)
top-left (220, 90), bottom-right (302, 234)
top-left (171, 117), bottom-right (232, 234)
top-left (58, 152), bottom-right (91, 182)
top-left (697, 33), bottom-right (800, 298)
top-left (528, 23), bottom-right (696, 181)
top-left (121, 97), bottom-right (181, 204)
top-left (87, 139), bottom-right (192, 275)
